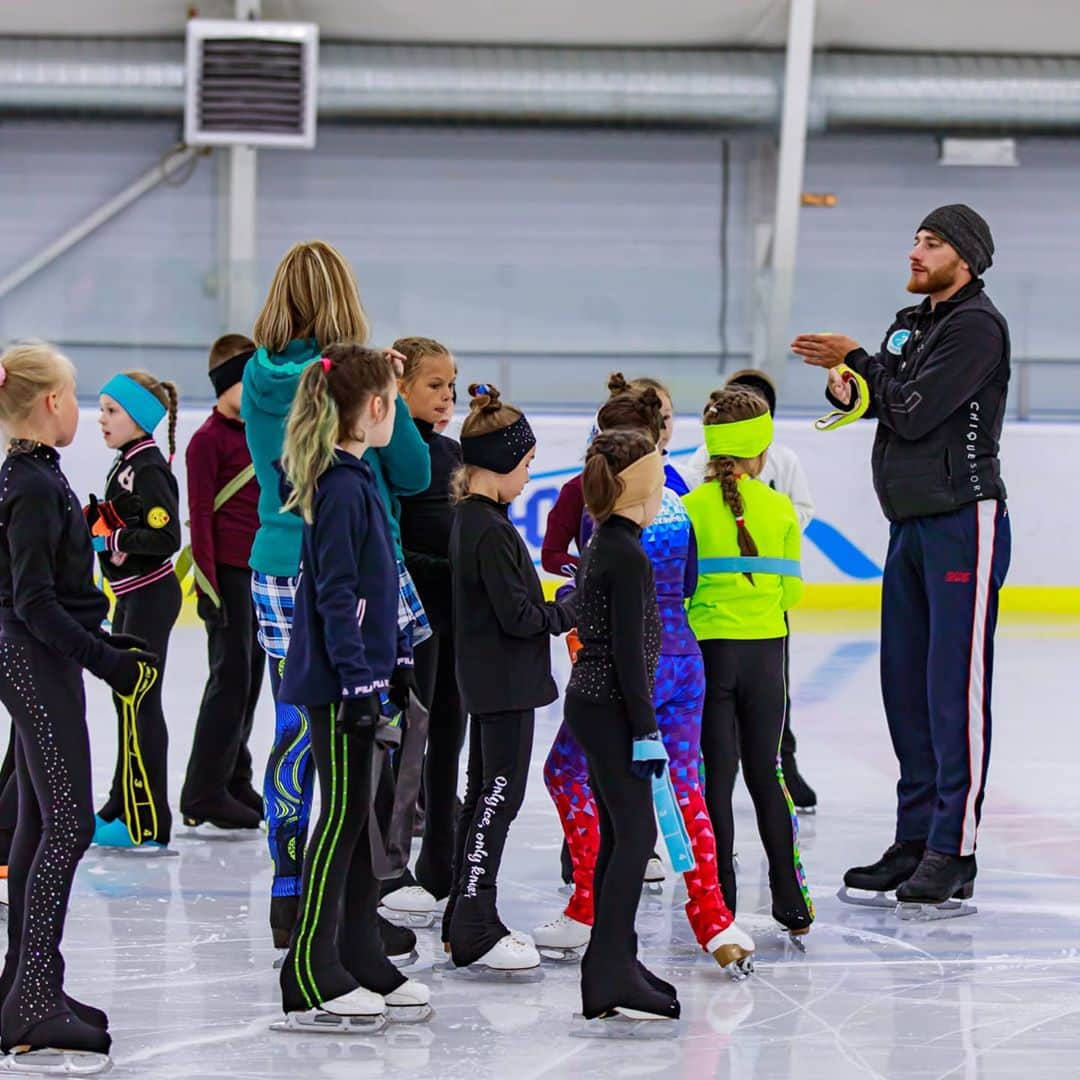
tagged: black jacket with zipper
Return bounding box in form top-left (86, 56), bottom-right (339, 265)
top-left (837, 279), bottom-right (1010, 523)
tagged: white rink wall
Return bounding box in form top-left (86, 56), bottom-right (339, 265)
top-left (58, 409), bottom-right (1068, 590)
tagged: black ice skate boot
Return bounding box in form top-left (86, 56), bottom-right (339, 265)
top-left (378, 914), bottom-right (419, 967)
top-left (182, 792), bottom-right (261, 836)
top-left (895, 851), bottom-right (977, 921)
top-left (838, 840), bottom-right (924, 908)
top-left (781, 753), bottom-right (817, 813)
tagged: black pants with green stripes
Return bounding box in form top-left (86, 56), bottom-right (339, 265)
top-left (279, 705), bottom-right (405, 1013)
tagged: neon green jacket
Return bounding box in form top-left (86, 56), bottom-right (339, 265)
top-left (682, 475), bottom-right (802, 640)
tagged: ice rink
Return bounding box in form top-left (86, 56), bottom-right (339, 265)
top-left (59, 611), bottom-right (1080, 1079)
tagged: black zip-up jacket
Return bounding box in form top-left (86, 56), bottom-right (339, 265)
top-left (400, 419), bottom-right (462, 636)
top-left (450, 494), bottom-right (576, 716)
top-left (96, 437), bottom-right (181, 589)
top-left (838, 279), bottom-right (1010, 523)
top-left (0, 442), bottom-right (123, 682)
top-left (566, 514), bottom-right (661, 738)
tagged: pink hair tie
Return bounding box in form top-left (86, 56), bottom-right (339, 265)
top-left (0, 363), bottom-right (7, 388)
top-left (320, 357), bottom-right (333, 373)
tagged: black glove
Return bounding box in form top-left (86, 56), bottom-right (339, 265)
top-left (388, 664), bottom-right (419, 713)
top-left (335, 694), bottom-right (381, 740)
top-left (106, 647), bottom-right (160, 697)
top-left (197, 592), bottom-right (227, 628)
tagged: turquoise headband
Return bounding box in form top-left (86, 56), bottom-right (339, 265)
top-left (703, 411), bottom-right (773, 459)
top-left (100, 374), bottom-right (167, 435)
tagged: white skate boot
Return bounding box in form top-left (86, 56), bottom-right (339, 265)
top-left (379, 885), bottom-right (441, 930)
top-left (0, 1049), bottom-right (112, 1075)
top-left (643, 856), bottom-right (666, 895)
top-left (439, 932), bottom-right (543, 981)
top-left (385, 979), bottom-right (433, 1023)
top-left (706, 922), bottom-right (755, 980)
top-left (272, 986), bottom-right (387, 1035)
top-left (533, 913), bottom-right (591, 963)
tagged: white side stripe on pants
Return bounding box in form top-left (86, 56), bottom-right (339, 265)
top-left (961, 500), bottom-right (996, 855)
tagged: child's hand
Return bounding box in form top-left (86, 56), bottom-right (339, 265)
top-left (382, 348), bottom-right (407, 379)
top-left (197, 593), bottom-right (228, 628)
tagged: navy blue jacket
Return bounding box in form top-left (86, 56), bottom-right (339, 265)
top-left (280, 450), bottom-right (409, 708)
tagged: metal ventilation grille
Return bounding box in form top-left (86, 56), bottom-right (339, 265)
top-left (198, 38), bottom-right (304, 135)
top-left (185, 20), bottom-right (318, 149)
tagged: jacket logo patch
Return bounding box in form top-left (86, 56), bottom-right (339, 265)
top-left (887, 329), bottom-right (911, 355)
top-left (945, 571), bottom-right (972, 584)
top-left (117, 465), bottom-right (135, 493)
top-left (147, 506), bottom-right (170, 529)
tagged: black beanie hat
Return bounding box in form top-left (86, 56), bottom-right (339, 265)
top-left (918, 204), bottom-right (994, 276)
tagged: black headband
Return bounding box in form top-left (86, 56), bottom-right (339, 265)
top-left (461, 414), bottom-right (536, 474)
top-left (209, 349), bottom-right (254, 397)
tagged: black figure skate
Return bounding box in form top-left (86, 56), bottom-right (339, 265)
top-left (895, 851), bottom-right (977, 921)
top-left (837, 840), bottom-right (924, 909)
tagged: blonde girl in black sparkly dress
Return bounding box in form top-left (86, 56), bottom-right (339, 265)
top-left (0, 343), bottom-right (158, 1074)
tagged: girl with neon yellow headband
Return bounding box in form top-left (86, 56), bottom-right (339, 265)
top-left (682, 387), bottom-right (814, 939)
top-left (88, 369), bottom-right (182, 851)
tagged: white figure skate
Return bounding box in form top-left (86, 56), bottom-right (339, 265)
top-left (272, 987), bottom-right (387, 1035)
top-left (384, 979), bottom-right (433, 1023)
top-left (437, 933), bottom-right (543, 981)
top-left (706, 922), bottom-right (755, 980)
top-left (533, 913), bottom-right (590, 963)
top-left (643, 856), bottom-right (666, 895)
top-left (379, 886), bottom-right (441, 930)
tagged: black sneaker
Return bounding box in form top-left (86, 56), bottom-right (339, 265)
top-left (895, 851), bottom-right (976, 904)
top-left (781, 753), bottom-right (817, 811)
top-left (843, 840), bottom-right (925, 892)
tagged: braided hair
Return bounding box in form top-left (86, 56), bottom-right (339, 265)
top-left (702, 386), bottom-right (768, 583)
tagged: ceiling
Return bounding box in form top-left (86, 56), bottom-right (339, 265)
top-left (3, 0), bottom-right (1080, 54)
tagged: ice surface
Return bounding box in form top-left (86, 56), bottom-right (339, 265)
top-left (48, 614), bottom-right (1080, 1078)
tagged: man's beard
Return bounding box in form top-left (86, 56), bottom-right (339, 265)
top-left (906, 263), bottom-right (960, 295)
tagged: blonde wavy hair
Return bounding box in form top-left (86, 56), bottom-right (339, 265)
top-left (253, 241), bottom-right (370, 354)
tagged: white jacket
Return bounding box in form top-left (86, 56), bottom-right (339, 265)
top-left (682, 440), bottom-right (815, 531)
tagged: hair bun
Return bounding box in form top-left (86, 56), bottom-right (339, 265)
top-left (468, 382), bottom-right (502, 413)
top-left (607, 371), bottom-right (629, 395)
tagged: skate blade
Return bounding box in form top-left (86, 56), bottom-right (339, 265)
top-left (795, 805), bottom-right (817, 816)
top-left (378, 907), bottom-right (438, 930)
top-left (270, 1011), bottom-right (387, 1035)
top-left (570, 1012), bottom-right (680, 1040)
top-left (89, 845), bottom-right (177, 859)
top-left (537, 946), bottom-right (584, 965)
top-left (178, 822), bottom-right (260, 842)
top-left (712, 946), bottom-right (755, 981)
top-left (387, 1004), bottom-right (434, 1025)
top-left (896, 900), bottom-right (977, 922)
top-left (389, 949), bottom-right (420, 969)
top-left (272, 950), bottom-right (286, 970)
top-left (784, 930), bottom-right (809, 953)
top-left (433, 960), bottom-right (544, 983)
top-left (1, 1049), bottom-right (112, 1075)
top-left (836, 886), bottom-right (897, 909)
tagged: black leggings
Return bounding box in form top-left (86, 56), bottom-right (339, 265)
top-left (0, 634), bottom-right (107, 1055)
top-left (565, 694), bottom-right (673, 1019)
top-left (99, 573), bottom-right (181, 842)
top-left (413, 627), bottom-right (466, 900)
top-left (443, 710), bottom-right (532, 967)
top-left (699, 637), bottom-right (812, 928)
top-left (279, 705), bottom-right (403, 1013)
top-left (180, 565), bottom-right (263, 813)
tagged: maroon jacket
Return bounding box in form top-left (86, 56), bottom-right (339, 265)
top-left (540, 472), bottom-right (586, 577)
top-left (185, 409), bottom-right (260, 598)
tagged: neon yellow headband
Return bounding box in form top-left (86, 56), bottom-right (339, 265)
top-left (703, 411), bottom-right (773, 459)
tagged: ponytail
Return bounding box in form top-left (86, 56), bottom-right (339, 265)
top-left (717, 457), bottom-right (759, 583)
top-left (125, 371), bottom-right (180, 466)
top-left (281, 343), bottom-right (395, 523)
top-left (582, 428), bottom-right (655, 524)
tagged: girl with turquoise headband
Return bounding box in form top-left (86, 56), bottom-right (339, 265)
top-left (682, 385), bottom-right (815, 941)
top-left (88, 370), bottom-right (182, 850)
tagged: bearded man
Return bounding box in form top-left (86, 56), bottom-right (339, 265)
top-left (792, 205), bottom-right (1011, 911)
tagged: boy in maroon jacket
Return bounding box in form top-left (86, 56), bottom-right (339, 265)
top-left (179, 335), bottom-right (264, 832)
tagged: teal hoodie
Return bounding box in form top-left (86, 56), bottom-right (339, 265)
top-left (242, 338), bottom-right (431, 578)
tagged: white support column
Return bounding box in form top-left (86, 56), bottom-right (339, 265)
top-left (222, 0), bottom-right (260, 332)
top-left (761, 0), bottom-right (817, 387)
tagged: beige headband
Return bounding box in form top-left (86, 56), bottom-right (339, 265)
top-left (612, 449), bottom-right (665, 518)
